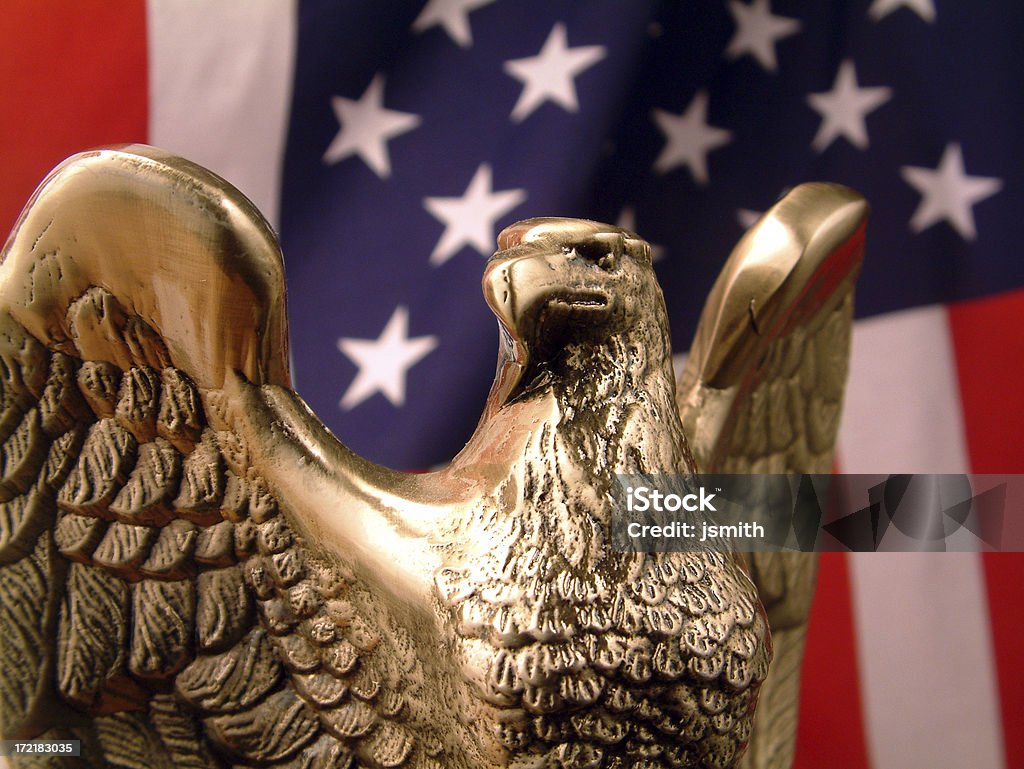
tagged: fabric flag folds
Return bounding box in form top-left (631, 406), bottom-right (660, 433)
top-left (2, 1), bottom-right (1021, 767)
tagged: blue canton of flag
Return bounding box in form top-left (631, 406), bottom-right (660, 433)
top-left (280, 0), bottom-right (1021, 470)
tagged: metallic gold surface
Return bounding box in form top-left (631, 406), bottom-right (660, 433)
top-left (677, 185), bottom-right (866, 769)
top-left (0, 146), bottom-right (865, 769)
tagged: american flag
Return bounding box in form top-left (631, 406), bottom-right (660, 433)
top-left (2, 1), bottom-right (1022, 767)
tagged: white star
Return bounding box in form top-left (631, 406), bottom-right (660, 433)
top-left (736, 208), bottom-right (763, 228)
top-left (869, 0), bottom-right (936, 23)
top-left (900, 144), bottom-right (1002, 240)
top-left (504, 22), bottom-right (607, 123)
top-left (651, 91), bottom-right (732, 185)
top-left (807, 60), bottom-right (892, 152)
top-left (412, 0), bottom-right (496, 48)
top-left (423, 164), bottom-right (527, 266)
top-left (322, 74), bottom-right (421, 178)
top-left (725, 0), bottom-right (801, 72)
top-left (337, 306), bottom-right (438, 410)
top-left (616, 208), bottom-right (665, 262)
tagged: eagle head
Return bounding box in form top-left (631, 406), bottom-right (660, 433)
top-left (483, 218), bottom-right (668, 406)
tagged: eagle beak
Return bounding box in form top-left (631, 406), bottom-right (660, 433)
top-left (482, 218), bottom-right (634, 405)
top-left (484, 218), bottom-right (625, 337)
top-left (481, 250), bottom-right (540, 403)
top-left (483, 249), bottom-right (555, 348)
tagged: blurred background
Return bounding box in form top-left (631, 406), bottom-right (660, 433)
top-left (2, 1), bottom-right (1021, 767)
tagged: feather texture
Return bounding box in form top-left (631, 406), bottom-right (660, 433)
top-left (0, 147), bottom-right (863, 769)
top-left (676, 185), bottom-right (867, 769)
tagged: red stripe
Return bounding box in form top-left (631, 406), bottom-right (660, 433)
top-left (947, 288), bottom-right (1024, 473)
top-left (0, 0), bottom-right (148, 237)
top-left (793, 553), bottom-right (871, 769)
top-left (950, 288), bottom-right (1024, 767)
top-left (982, 554), bottom-right (1024, 768)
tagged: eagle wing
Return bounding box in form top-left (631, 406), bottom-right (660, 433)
top-left (0, 146), bottom-right (442, 769)
top-left (675, 184), bottom-right (868, 769)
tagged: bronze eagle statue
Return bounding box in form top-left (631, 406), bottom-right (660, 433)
top-left (0, 146), bottom-right (865, 769)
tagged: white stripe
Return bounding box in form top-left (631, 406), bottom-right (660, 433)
top-left (847, 552), bottom-right (1005, 769)
top-left (147, 0), bottom-right (297, 228)
top-left (839, 304), bottom-right (968, 474)
top-left (840, 305), bottom-right (1005, 769)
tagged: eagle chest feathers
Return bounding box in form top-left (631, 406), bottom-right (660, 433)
top-left (433, 239), bottom-right (771, 769)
